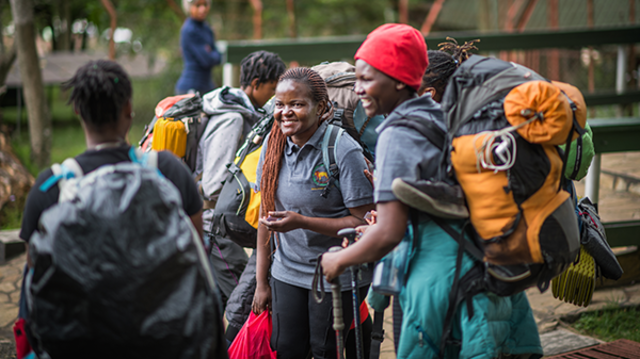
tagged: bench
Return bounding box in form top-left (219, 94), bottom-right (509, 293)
top-left (0, 229), bottom-right (24, 264)
top-left (601, 169), bottom-right (640, 192)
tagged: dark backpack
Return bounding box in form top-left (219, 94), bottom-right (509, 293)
top-left (398, 56), bottom-right (589, 357)
top-left (27, 148), bottom-right (225, 358)
top-left (312, 61), bottom-right (383, 162)
top-left (139, 93), bottom-right (209, 172)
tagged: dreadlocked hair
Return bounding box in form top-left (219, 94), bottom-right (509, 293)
top-left (420, 37), bottom-right (479, 99)
top-left (260, 67), bottom-right (330, 216)
top-left (240, 51), bottom-right (287, 88)
top-left (62, 60), bottom-right (132, 129)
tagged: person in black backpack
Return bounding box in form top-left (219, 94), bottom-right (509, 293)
top-left (19, 60), bottom-right (227, 358)
top-left (196, 51), bottom-right (286, 310)
top-left (321, 25), bottom-right (542, 359)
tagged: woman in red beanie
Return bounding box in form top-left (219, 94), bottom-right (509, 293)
top-left (321, 24), bottom-right (542, 359)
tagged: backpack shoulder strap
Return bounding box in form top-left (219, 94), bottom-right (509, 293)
top-left (387, 116), bottom-right (446, 151)
top-left (321, 124), bottom-right (344, 198)
top-left (129, 147), bottom-right (159, 169)
top-left (39, 158), bottom-right (84, 194)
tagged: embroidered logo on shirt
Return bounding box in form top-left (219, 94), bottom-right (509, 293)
top-left (312, 163), bottom-right (330, 188)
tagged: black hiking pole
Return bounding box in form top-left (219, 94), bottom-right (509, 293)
top-left (338, 228), bottom-right (364, 359)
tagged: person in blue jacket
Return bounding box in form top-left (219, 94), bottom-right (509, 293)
top-left (175, 0), bottom-right (221, 95)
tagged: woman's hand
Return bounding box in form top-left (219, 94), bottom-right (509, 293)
top-left (252, 282), bottom-right (272, 314)
top-left (321, 251), bottom-right (346, 282)
top-left (258, 211), bottom-right (305, 233)
top-left (364, 210), bottom-right (377, 225)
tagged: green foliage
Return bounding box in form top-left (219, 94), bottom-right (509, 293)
top-left (0, 196), bottom-right (25, 230)
top-left (573, 305), bottom-right (640, 342)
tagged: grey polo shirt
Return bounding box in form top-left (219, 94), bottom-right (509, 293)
top-left (373, 95), bottom-right (446, 203)
top-left (256, 121), bottom-right (374, 291)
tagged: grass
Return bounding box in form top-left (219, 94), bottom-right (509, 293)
top-left (572, 305), bottom-right (640, 343)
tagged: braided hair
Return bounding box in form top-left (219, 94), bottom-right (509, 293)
top-left (62, 60), bottom-right (132, 129)
top-left (260, 67), bottom-right (330, 216)
top-left (419, 37), bottom-right (479, 101)
top-left (239, 51), bottom-right (286, 88)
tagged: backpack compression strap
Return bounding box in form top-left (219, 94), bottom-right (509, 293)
top-left (321, 124), bottom-right (344, 198)
top-left (386, 116), bottom-right (446, 151)
top-left (558, 96), bottom-right (587, 190)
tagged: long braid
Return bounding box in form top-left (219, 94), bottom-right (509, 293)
top-left (261, 67), bottom-right (330, 216)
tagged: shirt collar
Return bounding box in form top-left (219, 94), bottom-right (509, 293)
top-left (285, 121), bottom-right (328, 155)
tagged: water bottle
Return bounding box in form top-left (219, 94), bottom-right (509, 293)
top-left (371, 231), bottom-right (412, 296)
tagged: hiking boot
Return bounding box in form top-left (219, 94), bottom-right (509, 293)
top-left (391, 178), bottom-right (469, 219)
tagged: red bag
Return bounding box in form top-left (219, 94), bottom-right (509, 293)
top-left (228, 311), bottom-right (277, 359)
top-left (13, 318), bottom-right (32, 359)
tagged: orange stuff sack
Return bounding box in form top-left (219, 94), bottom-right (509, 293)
top-left (503, 81), bottom-right (573, 145)
top-left (551, 81), bottom-right (588, 141)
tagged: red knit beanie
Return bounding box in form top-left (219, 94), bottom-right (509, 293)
top-left (355, 24), bottom-right (428, 91)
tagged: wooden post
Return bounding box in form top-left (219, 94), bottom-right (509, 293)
top-left (286, 0), bottom-right (297, 38)
top-left (101, 0), bottom-right (117, 60)
top-left (420, 0), bottom-right (445, 35)
top-left (249, 0), bottom-right (263, 39)
top-left (399, 0), bottom-right (409, 24)
top-left (547, 0), bottom-right (560, 80)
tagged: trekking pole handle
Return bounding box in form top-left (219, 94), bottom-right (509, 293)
top-left (327, 246), bottom-right (344, 332)
top-left (327, 246), bottom-right (345, 359)
top-left (338, 228), bottom-right (358, 245)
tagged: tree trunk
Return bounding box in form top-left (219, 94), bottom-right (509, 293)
top-left (0, 8), bottom-right (17, 126)
top-left (56, 0), bottom-right (72, 51)
top-left (10, 0), bottom-right (52, 169)
top-left (398, 0), bottom-right (409, 24)
top-left (166, 0), bottom-right (186, 22)
top-left (249, 0), bottom-right (263, 39)
top-left (101, 0), bottom-right (117, 60)
top-left (286, 0), bottom-right (297, 38)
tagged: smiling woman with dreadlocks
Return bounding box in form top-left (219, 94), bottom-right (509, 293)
top-left (251, 67), bottom-right (375, 359)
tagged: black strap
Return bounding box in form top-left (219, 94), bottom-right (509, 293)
top-left (321, 125), bottom-right (342, 198)
top-left (387, 116), bottom-right (446, 151)
top-left (312, 253), bottom-right (326, 304)
top-left (369, 310), bottom-right (385, 359)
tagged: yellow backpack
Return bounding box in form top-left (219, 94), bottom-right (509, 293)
top-left (139, 94), bottom-right (208, 172)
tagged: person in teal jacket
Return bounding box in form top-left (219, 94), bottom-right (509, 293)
top-left (321, 24), bottom-right (543, 359)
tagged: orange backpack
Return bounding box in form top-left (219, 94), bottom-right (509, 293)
top-left (442, 55), bottom-right (583, 271)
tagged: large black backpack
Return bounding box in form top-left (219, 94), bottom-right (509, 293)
top-left (27, 149), bottom-right (226, 359)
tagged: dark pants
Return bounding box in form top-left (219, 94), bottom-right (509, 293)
top-left (270, 278), bottom-right (369, 359)
top-left (225, 251), bottom-right (257, 342)
top-left (206, 233), bottom-right (248, 306)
